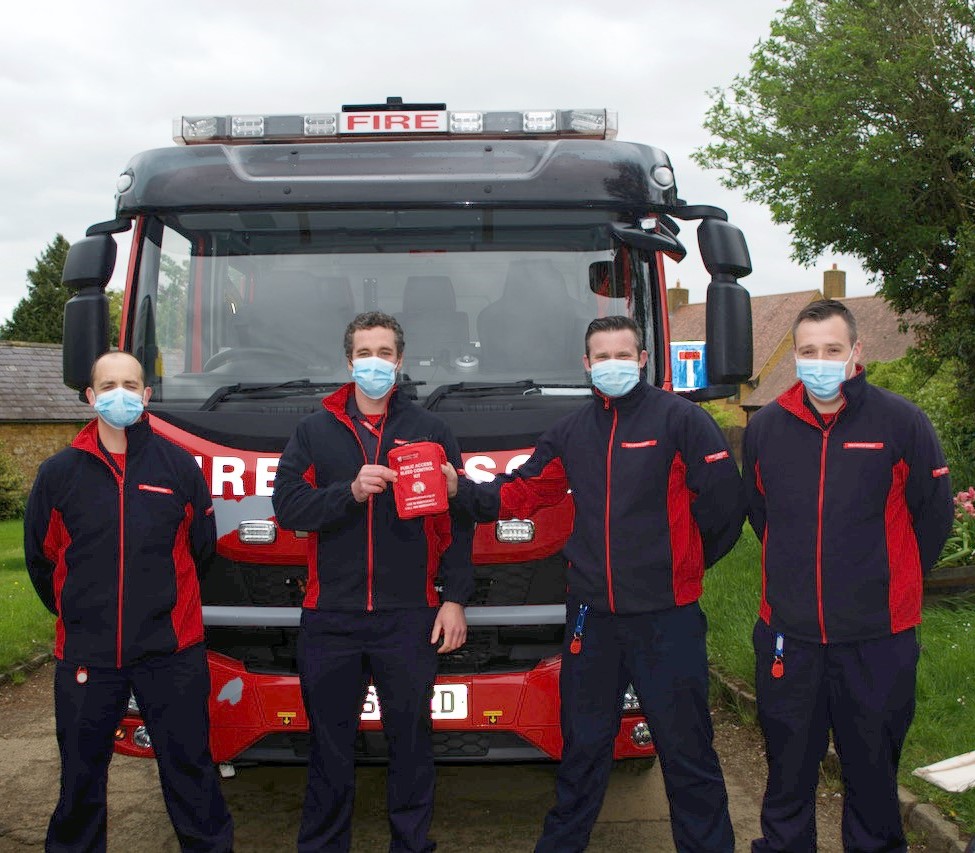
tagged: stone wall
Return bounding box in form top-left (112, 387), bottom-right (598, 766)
top-left (0, 422), bottom-right (86, 490)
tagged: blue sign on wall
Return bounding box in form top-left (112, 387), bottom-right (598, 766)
top-left (671, 342), bottom-right (707, 391)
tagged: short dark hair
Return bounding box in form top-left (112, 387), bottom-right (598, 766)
top-left (585, 316), bottom-right (643, 357)
top-left (344, 311), bottom-right (405, 360)
top-left (791, 299), bottom-right (858, 347)
top-left (89, 351), bottom-right (145, 389)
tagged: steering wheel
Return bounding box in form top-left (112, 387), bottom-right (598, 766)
top-left (202, 347), bottom-right (311, 372)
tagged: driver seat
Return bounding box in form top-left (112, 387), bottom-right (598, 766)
top-left (477, 260), bottom-right (589, 372)
top-left (396, 276), bottom-right (470, 363)
top-left (247, 272), bottom-right (355, 370)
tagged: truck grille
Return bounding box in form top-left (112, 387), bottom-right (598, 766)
top-left (237, 730), bottom-right (545, 764)
top-left (203, 555), bottom-right (567, 676)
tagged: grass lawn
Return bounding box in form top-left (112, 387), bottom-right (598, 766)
top-left (702, 530), bottom-right (975, 836)
top-left (0, 519), bottom-right (55, 675)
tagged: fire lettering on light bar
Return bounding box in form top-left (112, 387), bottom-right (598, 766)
top-left (340, 111), bottom-right (448, 134)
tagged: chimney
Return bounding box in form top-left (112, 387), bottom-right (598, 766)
top-left (823, 264), bottom-right (846, 300)
top-left (667, 280), bottom-right (689, 313)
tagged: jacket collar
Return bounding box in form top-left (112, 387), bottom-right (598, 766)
top-left (593, 379), bottom-right (652, 411)
top-left (323, 382), bottom-right (403, 432)
top-left (71, 414), bottom-right (153, 458)
top-left (776, 364), bottom-right (867, 428)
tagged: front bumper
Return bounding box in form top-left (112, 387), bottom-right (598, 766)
top-left (112, 605), bottom-right (656, 766)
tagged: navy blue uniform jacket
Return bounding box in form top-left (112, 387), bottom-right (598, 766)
top-left (742, 369), bottom-right (953, 643)
top-left (24, 417), bottom-right (216, 668)
top-left (272, 384), bottom-right (474, 611)
top-left (457, 381), bottom-right (745, 614)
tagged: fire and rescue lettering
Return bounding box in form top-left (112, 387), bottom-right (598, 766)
top-left (193, 451), bottom-right (532, 498)
top-left (195, 456), bottom-right (279, 497)
top-left (463, 454), bottom-right (531, 483)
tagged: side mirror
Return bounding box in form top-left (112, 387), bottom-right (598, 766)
top-left (62, 235), bottom-right (116, 391)
top-left (698, 219), bottom-right (752, 279)
top-left (62, 235), bottom-right (116, 290)
top-left (699, 220), bottom-right (753, 385)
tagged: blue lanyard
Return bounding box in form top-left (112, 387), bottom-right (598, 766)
top-left (574, 604), bottom-right (589, 637)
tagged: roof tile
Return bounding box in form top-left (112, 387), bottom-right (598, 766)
top-left (0, 342), bottom-right (91, 422)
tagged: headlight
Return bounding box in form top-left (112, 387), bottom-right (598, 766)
top-left (622, 683), bottom-right (640, 712)
top-left (132, 726), bottom-right (152, 750)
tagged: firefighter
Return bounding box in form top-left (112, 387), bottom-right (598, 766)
top-left (272, 311), bottom-right (474, 853)
top-left (24, 351), bottom-right (233, 852)
top-left (742, 299), bottom-right (953, 852)
top-left (447, 315), bottom-right (743, 853)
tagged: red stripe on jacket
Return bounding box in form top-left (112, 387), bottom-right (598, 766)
top-left (667, 452), bottom-right (704, 605)
top-left (44, 509), bottom-right (70, 659)
top-left (169, 502), bottom-right (204, 651)
top-left (424, 514), bottom-right (453, 606)
top-left (499, 458), bottom-right (569, 519)
top-left (300, 463), bottom-right (321, 608)
top-left (755, 461), bottom-right (772, 624)
top-left (887, 459), bottom-right (923, 633)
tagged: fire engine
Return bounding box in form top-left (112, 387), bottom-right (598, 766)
top-left (60, 98), bottom-right (753, 773)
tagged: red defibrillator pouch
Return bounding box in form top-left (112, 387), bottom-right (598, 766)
top-left (387, 441), bottom-right (450, 519)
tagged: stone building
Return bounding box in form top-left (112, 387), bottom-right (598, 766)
top-left (0, 341), bottom-right (90, 487)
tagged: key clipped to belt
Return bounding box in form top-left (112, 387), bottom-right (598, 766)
top-left (771, 632), bottom-right (784, 679)
top-left (569, 604), bottom-right (589, 655)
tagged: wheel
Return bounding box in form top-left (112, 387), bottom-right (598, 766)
top-left (202, 347), bottom-right (311, 372)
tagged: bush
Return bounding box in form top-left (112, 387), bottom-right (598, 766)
top-left (867, 354), bottom-right (975, 489)
top-left (0, 442), bottom-right (26, 520)
top-left (700, 400), bottom-right (739, 430)
top-left (938, 486), bottom-right (975, 568)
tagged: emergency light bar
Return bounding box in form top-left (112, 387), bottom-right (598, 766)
top-left (174, 108), bottom-right (617, 144)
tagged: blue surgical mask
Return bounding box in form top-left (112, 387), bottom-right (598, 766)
top-left (351, 356), bottom-right (397, 400)
top-left (795, 350), bottom-right (855, 402)
top-left (590, 359), bottom-right (641, 398)
top-left (93, 387), bottom-right (145, 429)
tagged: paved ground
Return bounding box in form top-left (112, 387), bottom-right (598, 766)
top-left (0, 661), bottom-right (927, 852)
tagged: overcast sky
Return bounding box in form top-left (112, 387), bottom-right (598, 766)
top-left (0, 0), bottom-right (876, 326)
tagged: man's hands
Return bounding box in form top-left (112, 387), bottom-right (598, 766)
top-left (430, 601), bottom-right (467, 654)
top-left (352, 462), bottom-right (467, 653)
top-left (351, 464), bottom-right (397, 503)
top-left (441, 463), bottom-right (459, 498)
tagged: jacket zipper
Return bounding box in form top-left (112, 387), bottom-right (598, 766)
top-left (604, 408), bottom-right (618, 613)
top-left (366, 419), bottom-right (386, 612)
top-left (815, 429), bottom-right (829, 643)
top-left (348, 414), bottom-right (387, 612)
top-left (814, 404), bottom-right (848, 644)
top-left (103, 458), bottom-right (125, 669)
top-left (82, 437), bottom-right (127, 668)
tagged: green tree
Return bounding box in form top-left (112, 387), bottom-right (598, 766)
top-left (0, 235), bottom-right (124, 345)
top-left (107, 289), bottom-right (124, 348)
top-left (156, 255), bottom-right (189, 350)
top-left (0, 235), bottom-right (72, 342)
top-left (694, 0), bottom-right (975, 415)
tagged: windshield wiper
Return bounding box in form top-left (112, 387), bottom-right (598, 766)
top-left (200, 378), bottom-right (428, 410)
top-left (423, 380), bottom-right (590, 410)
top-left (199, 380), bottom-right (344, 411)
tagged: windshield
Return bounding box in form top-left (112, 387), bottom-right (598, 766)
top-left (128, 209), bottom-right (658, 406)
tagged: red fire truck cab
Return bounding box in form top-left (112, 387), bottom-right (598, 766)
top-left (60, 98), bottom-right (752, 773)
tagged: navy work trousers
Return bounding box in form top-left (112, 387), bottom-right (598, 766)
top-left (752, 619), bottom-right (919, 853)
top-left (47, 643), bottom-right (233, 853)
top-left (535, 600), bottom-right (734, 853)
top-left (296, 607), bottom-right (439, 853)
